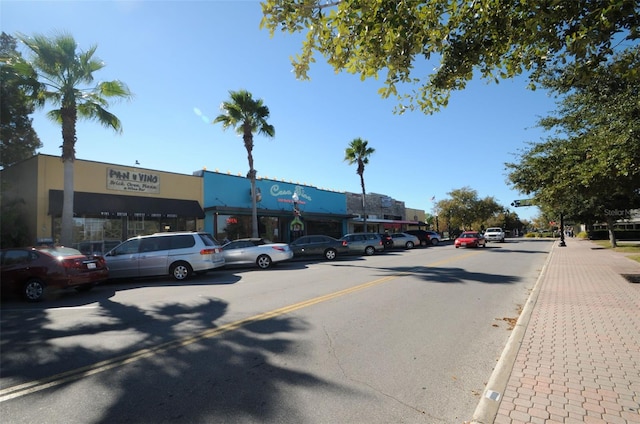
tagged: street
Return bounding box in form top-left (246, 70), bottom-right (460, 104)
top-left (0, 238), bottom-right (554, 423)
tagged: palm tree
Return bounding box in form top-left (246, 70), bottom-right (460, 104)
top-left (214, 90), bottom-right (275, 238)
top-left (17, 32), bottom-right (131, 246)
top-left (344, 138), bottom-right (375, 232)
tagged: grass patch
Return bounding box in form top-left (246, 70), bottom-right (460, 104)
top-left (592, 240), bottom-right (640, 263)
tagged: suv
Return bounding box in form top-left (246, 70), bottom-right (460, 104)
top-left (484, 227), bottom-right (506, 242)
top-left (289, 235), bottom-right (350, 260)
top-left (339, 233), bottom-right (384, 256)
top-left (405, 230), bottom-right (433, 247)
top-left (105, 232), bottom-right (225, 280)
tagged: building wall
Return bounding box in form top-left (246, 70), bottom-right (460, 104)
top-left (405, 207), bottom-right (426, 223)
top-left (1, 154), bottom-right (205, 245)
top-left (346, 192), bottom-right (406, 219)
top-left (1, 156), bottom-right (40, 242)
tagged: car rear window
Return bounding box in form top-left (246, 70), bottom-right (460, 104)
top-left (37, 247), bottom-right (83, 257)
top-left (198, 233), bottom-right (219, 247)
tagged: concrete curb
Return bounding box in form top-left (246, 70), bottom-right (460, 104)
top-left (469, 241), bottom-right (557, 423)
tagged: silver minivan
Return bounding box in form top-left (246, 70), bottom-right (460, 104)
top-left (339, 233), bottom-right (385, 256)
top-left (105, 232), bottom-right (225, 280)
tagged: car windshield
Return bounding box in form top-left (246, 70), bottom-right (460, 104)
top-left (461, 233), bottom-right (477, 238)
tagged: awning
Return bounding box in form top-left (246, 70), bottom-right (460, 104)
top-left (349, 217), bottom-right (420, 225)
top-left (48, 190), bottom-right (205, 219)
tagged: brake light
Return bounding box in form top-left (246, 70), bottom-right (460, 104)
top-left (61, 258), bottom-right (83, 269)
top-left (272, 246), bottom-right (286, 252)
top-left (341, 241), bottom-right (348, 246)
top-left (200, 248), bottom-right (219, 255)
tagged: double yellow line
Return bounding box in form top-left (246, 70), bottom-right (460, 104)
top-left (1, 250), bottom-right (481, 402)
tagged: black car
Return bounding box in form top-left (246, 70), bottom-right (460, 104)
top-left (289, 235), bottom-right (350, 260)
top-left (378, 233), bottom-right (394, 249)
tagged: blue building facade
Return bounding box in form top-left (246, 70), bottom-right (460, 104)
top-left (200, 171), bottom-right (350, 242)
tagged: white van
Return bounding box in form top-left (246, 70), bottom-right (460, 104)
top-left (105, 232), bottom-right (225, 280)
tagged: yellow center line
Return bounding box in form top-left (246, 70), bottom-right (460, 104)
top-left (0, 250), bottom-right (483, 402)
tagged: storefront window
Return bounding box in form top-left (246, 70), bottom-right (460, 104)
top-left (52, 215), bottom-right (199, 254)
top-left (215, 214), bottom-right (282, 242)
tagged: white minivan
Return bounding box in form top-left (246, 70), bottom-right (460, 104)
top-left (105, 232), bottom-right (225, 280)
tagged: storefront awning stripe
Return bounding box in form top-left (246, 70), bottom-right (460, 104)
top-left (48, 190), bottom-right (205, 218)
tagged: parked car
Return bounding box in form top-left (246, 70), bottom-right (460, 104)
top-left (404, 229), bottom-right (432, 247)
top-left (339, 233), bottom-right (384, 256)
top-left (454, 231), bottom-right (487, 248)
top-left (222, 238), bottom-right (293, 269)
top-left (289, 235), bottom-right (349, 260)
top-left (378, 233), bottom-right (394, 249)
top-left (389, 232), bottom-right (419, 249)
top-left (484, 227), bottom-right (506, 242)
top-left (425, 231), bottom-right (442, 245)
top-left (105, 231), bottom-right (225, 281)
top-left (1, 246), bottom-right (109, 302)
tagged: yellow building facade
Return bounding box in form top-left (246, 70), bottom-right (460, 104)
top-left (1, 154), bottom-right (205, 252)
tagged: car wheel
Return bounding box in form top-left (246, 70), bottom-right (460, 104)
top-left (23, 278), bottom-right (45, 302)
top-left (364, 246), bottom-right (376, 256)
top-left (431, 239), bottom-right (439, 246)
top-left (170, 262), bottom-right (192, 280)
top-left (75, 284), bottom-right (95, 293)
top-left (455, 245), bottom-right (459, 248)
top-left (406, 241), bottom-right (415, 249)
top-left (256, 254), bottom-right (272, 269)
top-left (324, 249), bottom-right (337, 260)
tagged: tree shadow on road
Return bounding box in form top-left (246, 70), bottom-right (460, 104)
top-left (0, 286), bottom-right (356, 422)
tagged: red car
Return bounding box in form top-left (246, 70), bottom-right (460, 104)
top-left (0, 246), bottom-right (109, 302)
top-left (454, 231), bottom-right (487, 248)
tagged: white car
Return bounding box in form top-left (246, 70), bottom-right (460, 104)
top-left (222, 238), bottom-right (293, 269)
top-left (484, 227), bottom-right (506, 242)
top-left (389, 232), bottom-right (419, 249)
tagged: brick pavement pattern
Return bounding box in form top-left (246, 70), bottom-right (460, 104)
top-left (494, 238), bottom-right (640, 424)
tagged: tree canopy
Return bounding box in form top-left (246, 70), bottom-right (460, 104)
top-left (507, 46), bottom-right (640, 245)
top-left (0, 32), bottom-right (42, 167)
top-left (344, 137), bottom-right (375, 229)
top-left (261, 0), bottom-right (640, 114)
top-left (434, 186), bottom-right (514, 234)
top-left (15, 31), bottom-right (132, 246)
top-left (214, 89), bottom-right (275, 238)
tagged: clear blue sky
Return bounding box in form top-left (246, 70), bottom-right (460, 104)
top-left (2, 0), bottom-right (554, 221)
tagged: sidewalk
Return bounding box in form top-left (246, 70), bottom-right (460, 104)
top-left (472, 237), bottom-right (640, 423)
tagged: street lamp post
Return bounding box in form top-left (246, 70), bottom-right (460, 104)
top-left (559, 213), bottom-right (566, 247)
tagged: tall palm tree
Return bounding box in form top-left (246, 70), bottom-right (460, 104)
top-left (344, 138), bottom-right (375, 232)
top-left (214, 90), bottom-right (275, 238)
top-left (17, 32), bottom-right (131, 246)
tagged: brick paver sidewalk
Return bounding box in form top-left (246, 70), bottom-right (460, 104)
top-left (494, 238), bottom-right (640, 423)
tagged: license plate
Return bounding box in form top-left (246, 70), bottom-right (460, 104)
top-left (87, 263), bottom-right (96, 269)
top-left (461, 242), bottom-right (467, 246)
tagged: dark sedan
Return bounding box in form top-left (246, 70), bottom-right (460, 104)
top-left (0, 246), bottom-right (109, 301)
top-left (289, 235), bottom-right (349, 260)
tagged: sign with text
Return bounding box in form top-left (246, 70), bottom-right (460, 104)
top-left (511, 198), bottom-right (535, 207)
top-left (107, 168), bottom-right (160, 193)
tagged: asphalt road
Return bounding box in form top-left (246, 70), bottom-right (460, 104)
top-left (0, 238), bottom-right (554, 423)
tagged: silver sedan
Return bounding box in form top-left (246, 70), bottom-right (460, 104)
top-left (221, 238), bottom-right (293, 269)
top-left (389, 233), bottom-right (419, 249)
